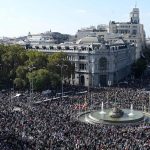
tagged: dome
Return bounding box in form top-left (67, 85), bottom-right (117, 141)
top-left (76, 36), bottom-right (99, 44)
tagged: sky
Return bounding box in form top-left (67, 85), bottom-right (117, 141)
top-left (0, 0), bottom-right (150, 37)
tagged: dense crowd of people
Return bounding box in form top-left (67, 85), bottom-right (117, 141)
top-left (0, 83), bottom-right (150, 149)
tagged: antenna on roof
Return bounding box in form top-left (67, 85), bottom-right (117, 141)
top-left (135, 1), bottom-right (137, 8)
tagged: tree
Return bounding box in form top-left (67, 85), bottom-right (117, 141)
top-left (26, 51), bottom-right (48, 69)
top-left (1, 45), bottom-right (28, 84)
top-left (27, 69), bottom-right (51, 91)
top-left (143, 48), bottom-right (150, 62)
top-left (14, 78), bottom-right (26, 89)
top-left (132, 58), bottom-right (147, 78)
top-left (16, 66), bottom-right (28, 79)
top-left (49, 72), bottom-right (60, 86)
top-left (47, 52), bottom-right (74, 78)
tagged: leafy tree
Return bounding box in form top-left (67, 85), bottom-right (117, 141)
top-left (143, 48), bottom-right (150, 62)
top-left (16, 66), bottom-right (28, 79)
top-left (27, 69), bottom-right (51, 91)
top-left (49, 72), bottom-right (60, 86)
top-left (26, 51), bottom-right (48, 69)
top-left (132, 58), bottom-right (147, 78)
top-left (1, 45), bottom-right (28, 83)
top-left (47, 52), bottom-right (74, 78)
top-left (14, 78), bottom-right (26, 89)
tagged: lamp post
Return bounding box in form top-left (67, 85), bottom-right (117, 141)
top-left (88, 49), bottom-right (92, 107)
top-left (28, 65), bottom-right (36, 104)
top-left (107, 80), bottom-right (111, 108)
top-left (56, 64), bottom-right (68, 100)
top-left (10, 78), bottom-right (13, 109)
top-left (149, 92), bottom-right (150, 113)
top-left (0, 63), bottom-right (2, 89)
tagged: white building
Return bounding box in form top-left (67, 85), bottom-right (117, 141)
top-left (109, 7), bottom-right (146, 59)
top-left (76, 7), bottom-right (145, 60)
top-left (76, 25), bottom-right (108, 40)
top-left (27, 31), bottom-right (56, 49)
top-left (35, 35), bottom-right (135, 87)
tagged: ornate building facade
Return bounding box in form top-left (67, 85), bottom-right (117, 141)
top-left (35, 36), bottom-right (135, 87)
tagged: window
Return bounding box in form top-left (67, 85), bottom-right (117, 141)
top-left (133, 26), bottom-right (137, 28)
top-left (132, 30), bottom-right (137, 35)
top-left (49, 46), bottom-right (53, 49)
top-left (79, 56), bottom-right (86, 60)
top-left (79, 64), bottom-right (86, 70)
top-left (99, 57), bottom-right (107, 70)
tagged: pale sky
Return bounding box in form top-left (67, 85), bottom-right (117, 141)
top-left (0, 0), bottom-right (149, 37)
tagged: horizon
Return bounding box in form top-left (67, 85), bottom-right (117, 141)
top-left (0, 0), bottom-right (150, 38)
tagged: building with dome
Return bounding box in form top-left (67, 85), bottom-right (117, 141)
top-left (27, 31), bottom-right (56, 49)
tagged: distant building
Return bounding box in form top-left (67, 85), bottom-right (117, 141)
top-left (76, 24), bottom-right (108, 41)
top-left (109, 7), bottom-right (146, 59)
top-left (27, 31), bottom-right (56, 49)
top-left (75, 7), bottom-right (145, 60)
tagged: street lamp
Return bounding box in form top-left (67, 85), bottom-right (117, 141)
top-left (0, 63), bottom-right (2, 88)
top-left (56, 64), bottom-right (68, 100)
top-left (28, 65), bottom-right (36, 104)
top-left (148, 92), bottom-right (150, 113)
top-left (107, 80), bottom-right (111, 108)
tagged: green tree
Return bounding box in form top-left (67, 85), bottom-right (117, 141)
top-left (132, 58), bottom-right (147, 78)
top-left (27, 69), bottom-right (51, 91)
top-left (14, 78), bottom-right (26, 89)
top-left (49, 72), bottom-right (60, 86)
top-left (26, 51), bottom-right (48, 69)
top-left (47, 52), bottom-right (74, 78)
top-left (1, 45), bottom-right (28, 83)
top-left (16, 66), bottom-right (28, 79)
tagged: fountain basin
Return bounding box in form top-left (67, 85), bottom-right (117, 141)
top-left (78, 109), bottom-right (145, 125)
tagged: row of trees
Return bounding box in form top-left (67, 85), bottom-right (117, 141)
top-left (0, 45), bottom-right (74, 91)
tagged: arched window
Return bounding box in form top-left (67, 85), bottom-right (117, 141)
top-left (99, 57), bottom-right (107, 71)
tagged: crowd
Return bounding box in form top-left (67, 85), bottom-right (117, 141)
top-left (0, 84), bottom-right (150, 149)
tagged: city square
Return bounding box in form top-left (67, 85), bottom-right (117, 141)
top-left (0, 0), bottom-right (150, 149)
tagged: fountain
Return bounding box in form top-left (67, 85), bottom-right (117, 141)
top-left (128, 104), bottom-right (134, 117)
top-left (78, 102), bottom-right (146, 125)
top-left (99, 102), bottom-right (106, 114)
top-left (109, 106), bottom-right (124, 118)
